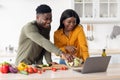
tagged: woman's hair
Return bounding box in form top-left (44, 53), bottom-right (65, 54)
top-left (58, 9), bottom-right (80, 30)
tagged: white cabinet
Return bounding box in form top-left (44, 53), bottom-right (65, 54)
top-left (74, 0), bottom-right (120, 24)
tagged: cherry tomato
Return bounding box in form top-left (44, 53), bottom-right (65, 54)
top-left (60, 67), bottom-right (64, 70)
top-left (24, 67), bottom-right (28, 72)
top-left (0, 65), bottom-right (2, 72)
top-left (63, 67), bottom-right (68, 70)
top-left (38, 70), bottom-right (42, 74)
top-left (52, 67), bottom-right (57, 72)
top-left (60, 66), bottom-right (68, 70)
top-left (27, 67), bottom-right (34, 73)
top-left (42, 69), bottom-right (46, 72)
top-left (33, 67), bottom-right (38, 73)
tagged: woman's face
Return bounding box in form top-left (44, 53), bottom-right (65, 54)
top-left (63, 17), bottom-right (76, 32)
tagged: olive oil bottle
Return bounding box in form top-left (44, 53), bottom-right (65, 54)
top-left (102, 49), bottom-right (107, 57)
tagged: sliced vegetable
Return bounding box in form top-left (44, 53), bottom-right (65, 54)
top-left (42, 64), bottom-right (48, 67)
top-left (66, 57), bottom-right (83, 67)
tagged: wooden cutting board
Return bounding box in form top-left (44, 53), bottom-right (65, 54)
top-left (40, 64), bottom-right (68, 70)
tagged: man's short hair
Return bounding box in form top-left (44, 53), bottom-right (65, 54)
top-left (36, 4), bottom-right (52, 14)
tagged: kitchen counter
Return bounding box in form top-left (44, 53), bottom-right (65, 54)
top-left (0, 64), bottom-right (120, 80)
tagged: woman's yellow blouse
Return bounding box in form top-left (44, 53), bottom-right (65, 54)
top-left (54, 25), bottom-right (89, 61)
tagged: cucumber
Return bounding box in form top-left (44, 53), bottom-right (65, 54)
top-left (42, 64), bottom-right (48, 67)
top-left (20, 71), bottom-right (28, 75)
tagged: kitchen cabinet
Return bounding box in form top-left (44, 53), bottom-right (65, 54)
top-left (74, 0), bottom-right (120, 24)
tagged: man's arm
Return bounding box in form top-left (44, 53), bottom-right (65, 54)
top-left (23, 22), bottom-right (74, 62)
top-left (23, 23), bottom-right (61, 56)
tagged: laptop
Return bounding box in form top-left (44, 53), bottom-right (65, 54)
top-left (73, 56), bottom-right (111, 74)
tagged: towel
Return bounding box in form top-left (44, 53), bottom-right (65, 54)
top-left (110, 25), bottom-right (120, 39)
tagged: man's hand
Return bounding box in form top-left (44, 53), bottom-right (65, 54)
top-left (65, 46), bottom-right (77, 54)
top-left (49, 62), bottom-right (58, 65)
top-left (60, 52), bottom-right (74, 62)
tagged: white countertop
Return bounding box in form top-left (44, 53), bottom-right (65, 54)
top-left (0, 64), bottom-right (120, 80)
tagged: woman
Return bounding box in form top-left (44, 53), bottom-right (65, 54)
top-left (54, 9), bottom-right (89, 64)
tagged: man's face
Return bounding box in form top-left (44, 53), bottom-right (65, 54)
top-left (36, 13), bottom-right (52, 28)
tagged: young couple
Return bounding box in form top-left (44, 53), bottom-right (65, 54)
top-left (15, 4), bottom-right (89, 66)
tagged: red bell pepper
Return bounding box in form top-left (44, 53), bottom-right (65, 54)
top-left (0, 64), bottom-right (9, 73)
top-left (0, 62), bottom-right (10, 73)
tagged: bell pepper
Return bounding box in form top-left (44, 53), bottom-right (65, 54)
top-left (0, 62), bottom-right (10, 73)
top-left (17, 62), bottom-right (28, 71)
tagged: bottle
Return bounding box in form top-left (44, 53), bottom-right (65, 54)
top-left (102, 49), bottom-right (106, 57)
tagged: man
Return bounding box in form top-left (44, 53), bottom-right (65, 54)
top-left (15, 4), bottom-right (73, 65)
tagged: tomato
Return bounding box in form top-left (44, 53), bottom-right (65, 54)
top-left (27, 67), bottom-right (34, 73)
top-left (42, 69), bottom-right (46, 72)
top-left (52, 67), bottom-right (57, 72)
top-left (33, 67), bottom-right (38, 73)
top-left (24, 67), bottom-right (28, 72)
top-left (38, 70), bottom-right (42, 74)
top-left (60, 67), bottom-right (64, 70)
top-left (0, 65), bottom-right (2, 72)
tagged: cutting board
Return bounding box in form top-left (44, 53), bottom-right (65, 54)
top-left (40, 64), bottom-right (68, 70)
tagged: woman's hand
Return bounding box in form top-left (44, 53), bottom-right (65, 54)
top-left (60, 52), bottom-right (74, 62)
top-left (65, 46), bottom-right (77, 54)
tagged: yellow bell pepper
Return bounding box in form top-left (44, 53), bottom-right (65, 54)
top-left (17, 62), bottom-right (28, 71)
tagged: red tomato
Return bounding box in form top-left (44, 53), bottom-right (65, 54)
top-left (60, 67), bottom-right (64, 70)
top-left (0, 65), bottom-right (2, 72)
top-left (24, 68), bottom-right (28, 72)
top-left (61, 67), bottom-right (68, 70)
top-left (33, 67), bottom-right (38, 73)
top-left (27, 67), bottom-right (34, 73)
top-left (52, 67), bottom-right (57, 72)
top-left (38, 70), bottom-right (42, 74)
top-left (42, 69), bottom-right (46, 72)
top-left (60, 66), bottom-right (68, 70)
